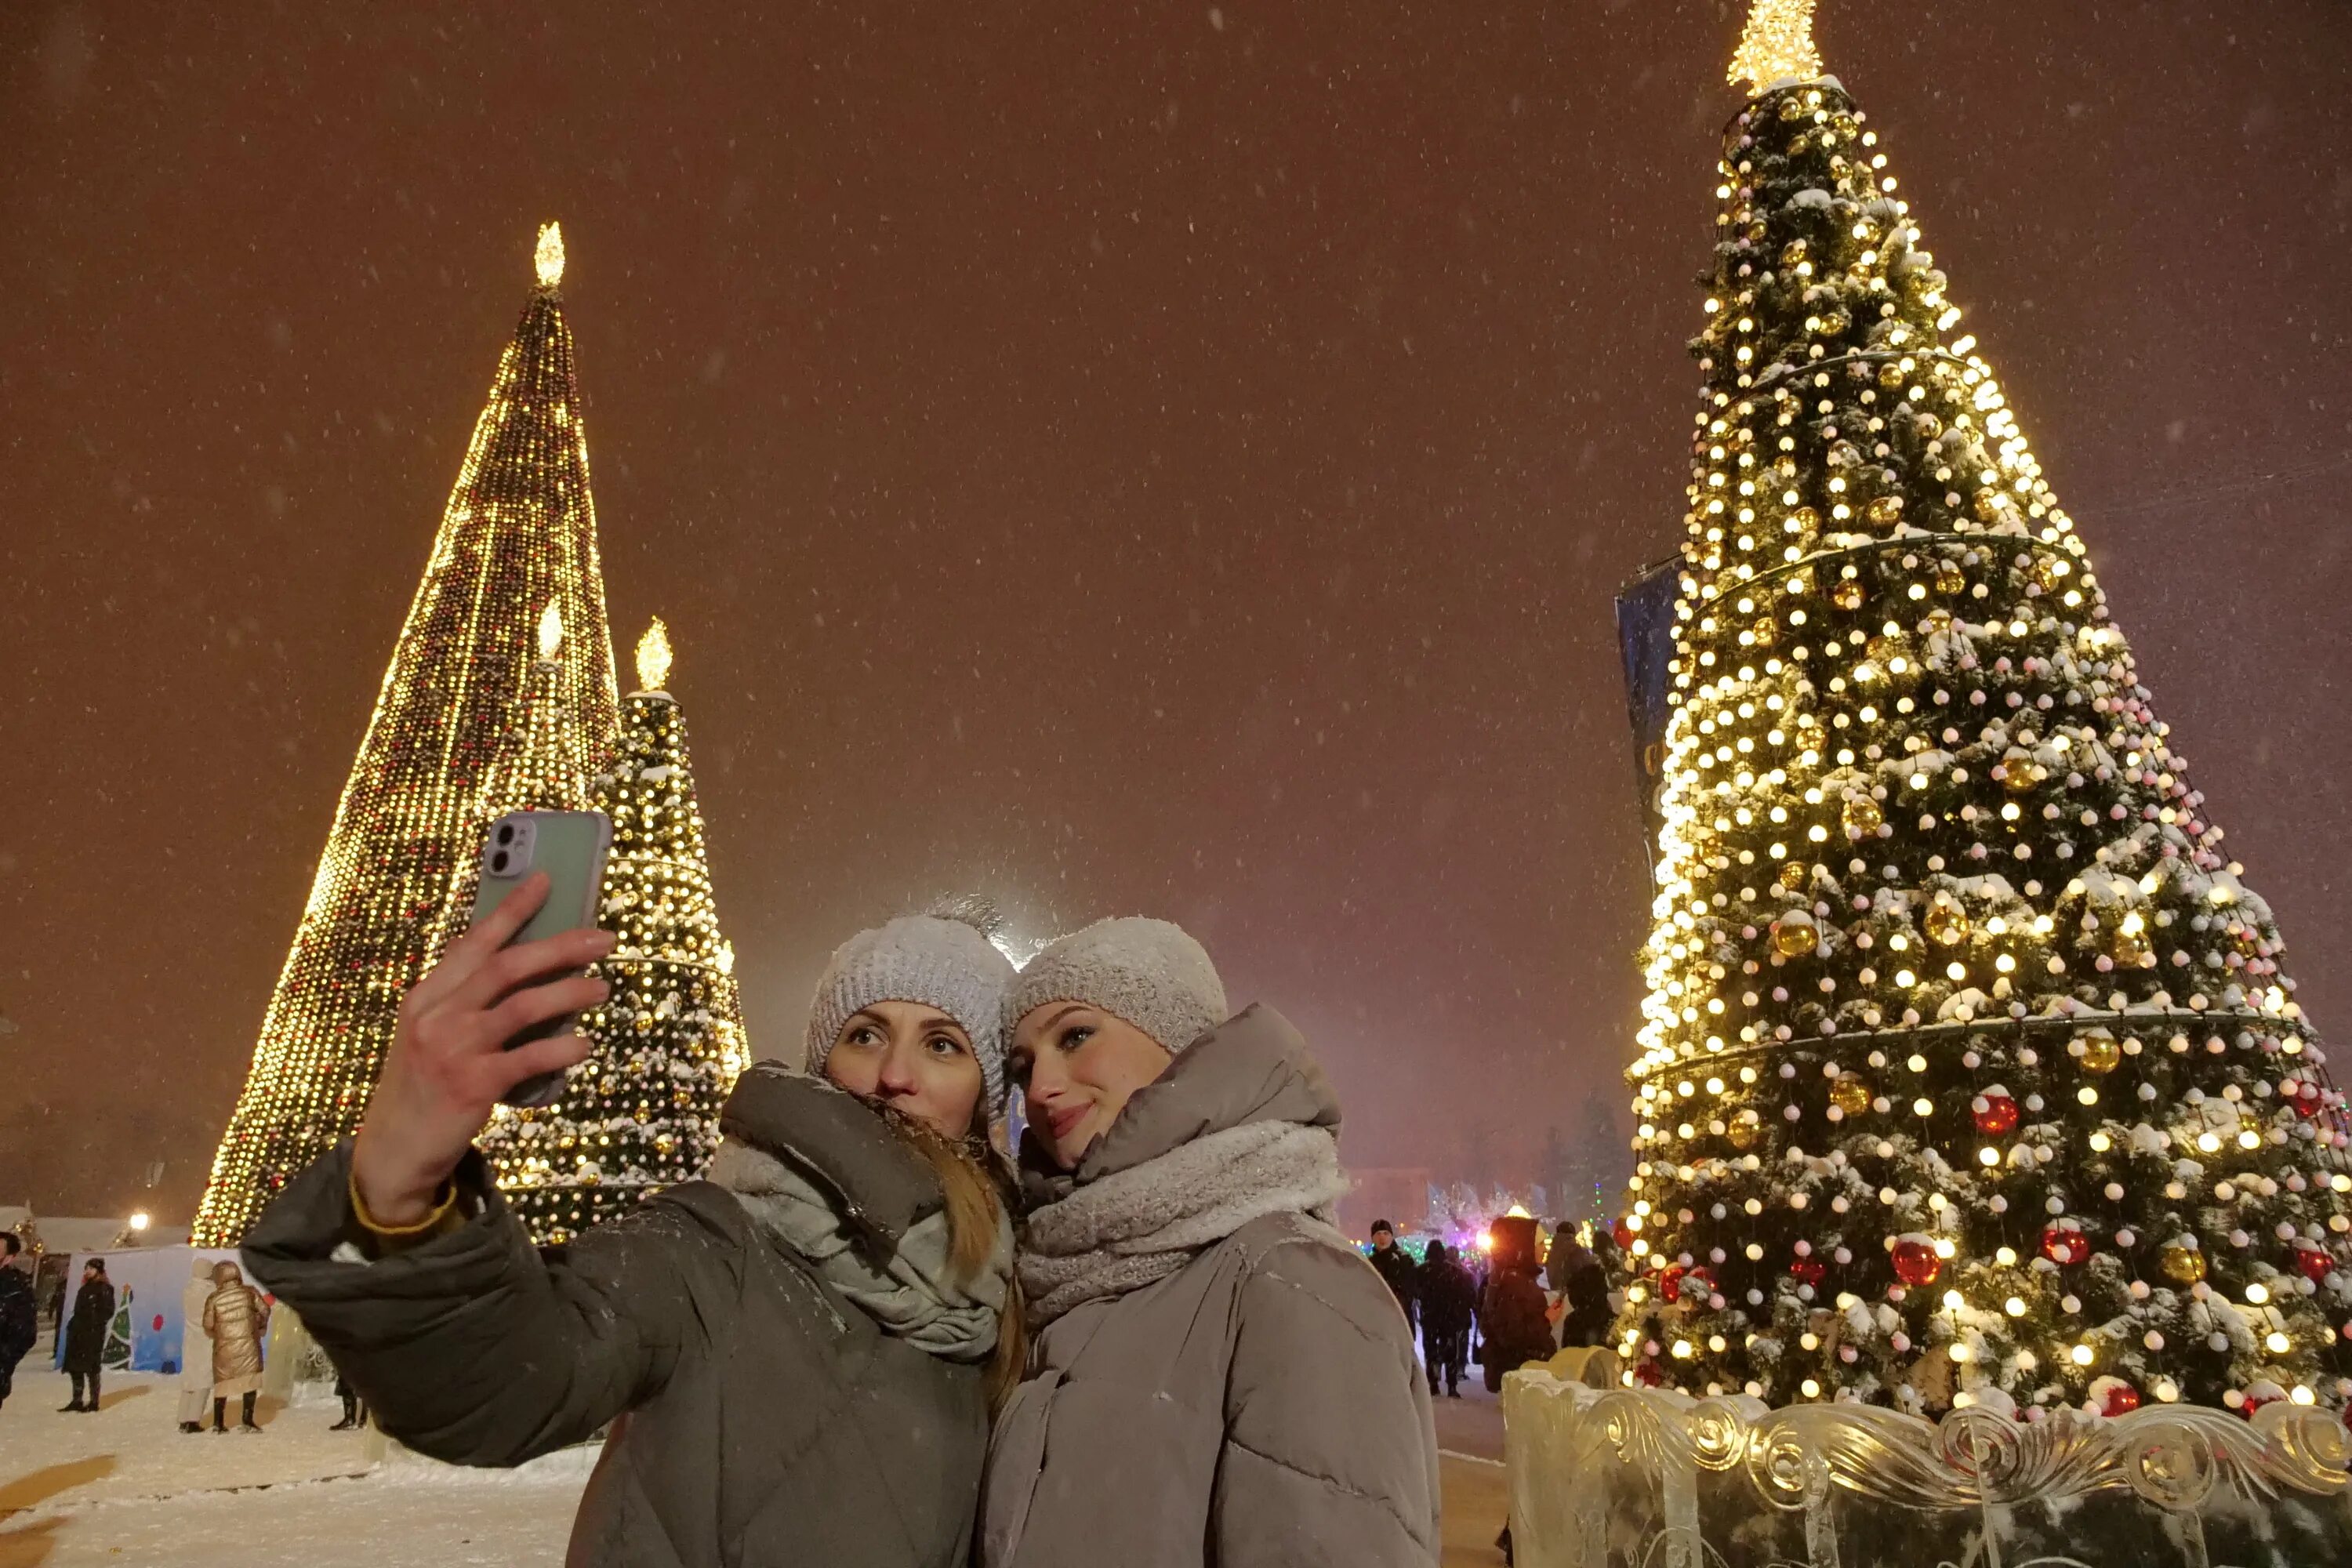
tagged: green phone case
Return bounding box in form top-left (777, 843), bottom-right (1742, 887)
top-left (470, 809), bottom-right (612, 1107)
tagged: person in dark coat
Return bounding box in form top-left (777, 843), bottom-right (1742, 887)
top-left (0, 1235), bottom-right (36, 1415)
top-left (1477, 1251), bottom-right (1552, 1393)
top-left (1364, 1218), bottom-right (1420, 1336)
top-left (1545, 1227), bottom-right (1612, 1348)
top-left (244, 895), bottom-right (1024, 1568)
top-left (60, 1258), bottom-right (114, 1411)
top-left (1416, 1238), bottom-right (1477, 1398)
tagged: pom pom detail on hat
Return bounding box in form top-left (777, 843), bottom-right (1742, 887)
top-left (1004, 917), bottom-right (1228, 1056)
top-left (804, 912), bottom-right (1017, 1108)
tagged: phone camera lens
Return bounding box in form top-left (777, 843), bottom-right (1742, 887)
top-left (490, 851), bottom-right (511, 874)
top-left (495, 822), bottom-right (517, 845)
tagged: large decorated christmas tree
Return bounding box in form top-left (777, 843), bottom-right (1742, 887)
top-left (477, 619), bottom-right (751, 1243)
top-left (1612, 0), bottom-right (2352, 1418)
top-left (194, 225), bottom-right (622, 1244)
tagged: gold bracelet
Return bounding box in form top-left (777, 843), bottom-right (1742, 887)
top-left (348, 1167), bottom-right (463, 1241)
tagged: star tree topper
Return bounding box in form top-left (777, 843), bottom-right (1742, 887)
top-left (1730, 0), bottom-right (1824, 94)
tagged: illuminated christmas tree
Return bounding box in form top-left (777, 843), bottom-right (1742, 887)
top-left (194, 224), bottom-right (621, 1244)
top-left (478, 619), bottom-right (751, 1243)
top-left (1612, 1), bottom-right (2352, 1417)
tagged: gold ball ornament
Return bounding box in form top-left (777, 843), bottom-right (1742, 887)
top-left (2031, 555), bottom-right (2069, 593)
top-left (1774, 920), bottom-right (1820, 958)
top-left (2078, 1034), bottom-right (2122, 1075)
top-left (1911, 412), bottom-right (1944, 442)
top-left (1831, 1076), bottom-right (1874, 1116)
top-left (1924, 901), bottom-right (1972, 946)
top-left (1788, 506), bottom-right (1822, 537)
top-left (1866, 495), bottom-right (1904, 525)
top-left (1973, 488), bottom-right (2009, 523)
top-left (2158, 1243), bottom-right (2206, 1286)
top-left (2002, 757), bottom-right (2045, 795)
top-left (1728, 1111), bottom-right (1762, 1151)
top-left (1751, 615), bottom-right (1779, 648)
top-left (1831, 578), bottom-right (1867, 612)
top-left (1842, 795), bottom-right (1884, 836)
top-left (1780, 238), bottom-right (1809, 267)
top-left (1934, 562), bottom-right (1966, 595)
top-left (1877, 361), bottom-right (1906, 391)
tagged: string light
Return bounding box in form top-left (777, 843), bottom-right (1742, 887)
top-left (477, 619), bottom-right (750, 1243)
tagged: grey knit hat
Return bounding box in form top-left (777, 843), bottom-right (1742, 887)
top-left (1004, 916), bottom-right (1228, 1056)
top-left (804, 913), bottom-right (1018, 1109)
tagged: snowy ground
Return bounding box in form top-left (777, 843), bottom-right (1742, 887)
top-left (0, 1369), bottom-right (583, 1568)
top-left (2, 1366), bottom-right (1506, 1567)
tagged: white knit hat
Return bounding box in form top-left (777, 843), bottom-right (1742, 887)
top-left (804, 913), bottom-right (1017, 1108)
top-left (1004, 917), bottom-right (1228, 1055)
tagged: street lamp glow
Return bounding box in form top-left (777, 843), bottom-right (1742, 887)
top-left (128, 1210), bottom-right (151, 1233)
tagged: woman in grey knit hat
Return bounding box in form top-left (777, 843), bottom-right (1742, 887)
top-left (246, 886), bottom-right (1024, 1568)
top-left (981, 916), bottom-right (1442, 1568)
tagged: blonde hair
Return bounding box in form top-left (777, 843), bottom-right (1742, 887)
top-left (877, 1105), bottom-right (1029, 1413)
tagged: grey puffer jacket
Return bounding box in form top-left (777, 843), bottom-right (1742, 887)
top-left (980, 1005), bottom-right (1441, 1567)
top-left (244, 1066), bottom-right (998, 1568)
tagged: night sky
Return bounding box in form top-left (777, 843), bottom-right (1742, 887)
top-left (5, 1), bottom-right (2350, 1224)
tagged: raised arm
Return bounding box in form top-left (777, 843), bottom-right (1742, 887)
top-left (244, 1142), bottom-right (713, 1466)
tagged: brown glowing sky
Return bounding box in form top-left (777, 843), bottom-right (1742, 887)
top-left (5, 2), bottom-right (2350, 1223)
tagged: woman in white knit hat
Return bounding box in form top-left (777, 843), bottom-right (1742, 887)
top-left (979, 917), bottom-right (1442, 1568)
top-left (246, 886), bottom-right (1023, 1568)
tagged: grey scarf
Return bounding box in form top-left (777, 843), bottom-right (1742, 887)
top-left (707, 1141), bottom-right (1012, 1363)
top-left (1018, 1120), bottom-right (1346, 1327)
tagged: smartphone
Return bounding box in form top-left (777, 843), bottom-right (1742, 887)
top-left (469, 808), bottom-right (613, 1108)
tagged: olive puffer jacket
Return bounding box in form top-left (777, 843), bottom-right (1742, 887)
top-left (980, 1005), bottom-right (1441, 1567)
top-left (244, 1067), bottom-right (1000, 1568)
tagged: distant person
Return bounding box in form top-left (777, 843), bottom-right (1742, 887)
top-left (1478, 1246), bottom-right (1552, 1393)
top-left (1416, 1238), bottom-right (1476, 1399)
top-left (60, 1258), bottom-right (113, 1412)
top-left (331, 1367), bottom-right (367, 1432)
top-left (202, 1260), bottom-right (268, 1432)
top-left (0, 1235), bottom-right (35, 1415)
top-left (1365, 1218), bottom-right (1420, 1334)
top-left (1545, 1228), bottom-right (1610, 1349)
top-left (178, 1256), bottom-right (216, 1434)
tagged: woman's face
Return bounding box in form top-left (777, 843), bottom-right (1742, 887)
top-left (824, 1000), bottom-right (985, 1139)
top-left (1008, 1003), bottom-right (1174, 1170)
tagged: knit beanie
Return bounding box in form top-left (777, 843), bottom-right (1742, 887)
top-left (1004, 916), bottom-right (1228, 1056)
top-left (804, 913), bottom-right (1018, 1109)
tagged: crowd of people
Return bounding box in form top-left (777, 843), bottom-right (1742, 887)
top-left (0, 1237), bottom-right (349, 1436)
top-left (1363, 1215), bottom-right (1622, 1402)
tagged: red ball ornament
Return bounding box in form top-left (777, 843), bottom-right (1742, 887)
top-left (1892, 1238), bottom-right (1942, 1287)
top-left (2295, 1246), bottom-right (2334, 1283)
top-left (2290, 1083), bottom-right (2327, 1120)
top-left (1633, 1359), bottom-right (1665, 1388)
top-left (1973, 1094), bottom-right (2020, 1136)
top-left (1659, 1264), bottom-right (1689, 1304)
top-left (1612, 1217), bottom-right (1636, 1250)
top-left (2100, 1382), bottom-right (2141, 1417)
top-left (2041, 1225), bottom-right (2092, 1267)
top-left (1791, 1256), bottom-right (1828, 1287)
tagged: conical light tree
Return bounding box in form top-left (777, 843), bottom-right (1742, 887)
top-left (478, 619), bottom-right (752, 1243)
top-left (1612, 1), bottom-right (2352, 1418)
top-left (194, 225), bottom-right (621, 1244)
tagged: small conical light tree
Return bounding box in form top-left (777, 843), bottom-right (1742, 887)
top-left (1611, 0), bottom-right (2352, 1418)
top-left (479, 618), bottom-right (751, 1243)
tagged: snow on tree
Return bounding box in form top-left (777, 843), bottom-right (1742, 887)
top-left (1611, 10), bottom-right (2352, 1418)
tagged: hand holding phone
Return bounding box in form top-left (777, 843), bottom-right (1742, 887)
top-left (351, 839), bottom-right (615, 1229)
top-left (468, 811), bottom-right (613, 1109)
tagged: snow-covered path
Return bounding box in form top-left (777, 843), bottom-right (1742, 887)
top-left (0, 1370), bottom-right (583, 1567)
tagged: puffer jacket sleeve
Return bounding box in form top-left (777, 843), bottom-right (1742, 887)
top-left (242, 1141), bottom-right (710, 1468)
top-left (1212, 1224), bottom-right (1443, 1567)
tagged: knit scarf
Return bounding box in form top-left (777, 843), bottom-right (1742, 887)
top-left (1018, 1120), bottom-right (1347, 1328)
top-left (707, 1141), bottom-right (1013, 1363)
